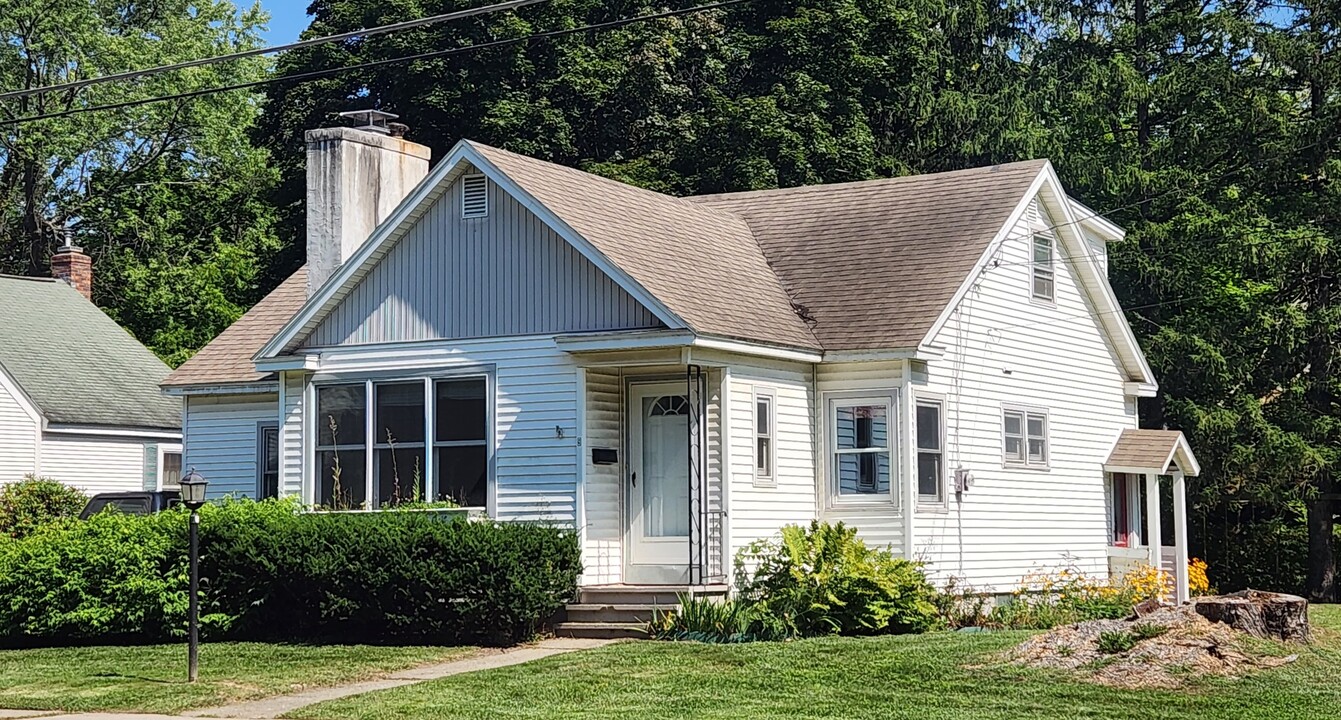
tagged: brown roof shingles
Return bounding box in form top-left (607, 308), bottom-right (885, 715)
top-left (161, 267), bottom-right (308, 388)
top-left (689, 160), bottom-right (1048, 351)
top-left (1105, 429), bottom-right (1188, 472)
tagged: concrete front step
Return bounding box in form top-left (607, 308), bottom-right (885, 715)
top-left (577, 584), bottom-right (727, 606)
top-left (564, 603), bottom-right (672, 624)
top-left (553, 621), bottom-right (651, 640)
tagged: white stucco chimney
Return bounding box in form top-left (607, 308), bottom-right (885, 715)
top-left (305, 110), bottom-right (431, 296)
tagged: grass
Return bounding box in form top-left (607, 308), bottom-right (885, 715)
top-left (0, 641), bottom-right (475, 714)
top-left (291, 606), bottom-right (1341, 720)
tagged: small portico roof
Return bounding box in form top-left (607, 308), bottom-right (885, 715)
top-left (1104, 429), bottom-right (1201, 477)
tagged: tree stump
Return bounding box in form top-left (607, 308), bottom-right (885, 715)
top-left (1193, 590), bottom-right (1310, 642)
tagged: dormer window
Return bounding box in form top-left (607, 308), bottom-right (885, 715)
top-left (462, 175), bottom-right (489, 219)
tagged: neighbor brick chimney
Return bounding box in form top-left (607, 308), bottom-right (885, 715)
top-left (51, 230), bottom-right (92, 301)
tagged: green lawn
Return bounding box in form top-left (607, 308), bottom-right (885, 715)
top-left (292, 606), bottom-right (1341, 720)
top-left (0, 642), bottom-right (475, 714)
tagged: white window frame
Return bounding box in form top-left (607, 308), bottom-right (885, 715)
top-left (914, 395), bottom-right (946, 507)
top-left (256, 423), bottom-right (280, 499)
top-left (461, 174), bottom-right (489, 219)
top-left (157, 443), bottom-right (183, 490)
top-left (1031, 229), bottom-right (1056, 302)
top-left (825, 392), bottom-right (899, 508)
top-left (753, 388), bottom-right (776, 487)
top-left (310, 371), bottom-right (493, 511)
top-left (1002, 406), bottom-right (1049, 469)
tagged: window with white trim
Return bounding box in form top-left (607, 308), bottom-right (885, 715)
top-left (1003, 408), bottom-right (1048, 467)
top-left (915, 399), bottom-right (944, 504)
top-left (158, 445), bottom-right (183, 489)
top-left (754, 390), bottom-right (775, 485)
top-left (831, 398), bottom-right (894, 499)
top-left (315, 376), bottom-right (489, 510)
top-left (462, 175), bottom-right (489, 218)
top-left (257, 425), bottom-right (279, 499)
top-left (1031, 230), bottom-right (1055, 300)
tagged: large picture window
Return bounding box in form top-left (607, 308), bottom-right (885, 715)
top-left (315, 376), bottom-right (489, 510)
top-left (831, 398), bottom-right (893, 500)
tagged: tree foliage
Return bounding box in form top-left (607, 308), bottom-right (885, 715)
top-left (0, 0), bottom-right (280, 364)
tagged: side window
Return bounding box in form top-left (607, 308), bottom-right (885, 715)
top-left (1003, 408), bottom-right (1048, 468)
top-left (1031, 230), bottom-right (1055, 301)
top-left (754, 390), bottom-right (775, 485)
top-left (831, 399), bottom-right (894, 501)
top-left (258, 424), bottom-right (280, 499)
top-left (915, 399), bottom-right (944, 504)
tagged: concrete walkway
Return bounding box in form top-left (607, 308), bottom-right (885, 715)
top-left (0, 638), bottom-right (614, 720)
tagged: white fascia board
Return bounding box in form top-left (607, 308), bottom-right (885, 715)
top-left (253, 354), bottom-right (320, 373)
top-left (1068, 196), bottom-right (1127, 241)
top-left (822, 345), bottom-right (945, 363)
top-left (162, 382), bottom-right (281, 397)
top-left (44, 424), bottom-right (182, 440)
top-left (555, 330), bottom-right (823, 363)
top-left (255, 141), bottom-right (686, 362)
top-left (689, 336), bottom-right (823, 363)
top-left (1124, 381), bottom-right (1159, 397)
top-left (0, 361), bottom-right (43, 425)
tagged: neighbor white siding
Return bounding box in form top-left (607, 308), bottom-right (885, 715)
top-left (183, 393), bottom-right (278, 498)
top-left (311, 335), bottom-right (581, 522)
top-left (582, 368), bottom-right (623, 585)
top-left (41, 435), bottom-right (146, 494)
top-left (0, 371), bottom-right (38, 485)
top-left (912, 196), bottom-right (1137, 590)
top-left (281, 373), bottom-right (305, 497)
top-left (727, 361), bottom-right (818, 562)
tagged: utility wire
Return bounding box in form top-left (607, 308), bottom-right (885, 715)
top-left (0, 0), bottom-right (551, 103)
top-left (0, 0), bottom-right (750, 127)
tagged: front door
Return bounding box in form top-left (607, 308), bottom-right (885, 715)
top-left (626, 382), bottom-right (691, 584)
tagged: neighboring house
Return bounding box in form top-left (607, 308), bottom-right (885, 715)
top-left (162, 114), bottom-right (1201, 610)
top-left (0, 246), bottom-right (182, 495)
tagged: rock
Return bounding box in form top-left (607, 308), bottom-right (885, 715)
top-left (1132, 598), bottom-right (1164, 618)
top-left (1193, 590), bottom-right (1310, 642)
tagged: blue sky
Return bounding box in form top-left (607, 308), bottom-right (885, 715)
top-left (258, 1), bottom-right (310, 45)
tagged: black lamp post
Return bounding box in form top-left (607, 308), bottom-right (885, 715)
top-left (180, 469), bottom-right (209, 683)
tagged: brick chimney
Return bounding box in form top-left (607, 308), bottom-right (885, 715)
top-left (51, 230), bottom-right (92, 301)
top-left (305, 110), bottom-right (431, 296)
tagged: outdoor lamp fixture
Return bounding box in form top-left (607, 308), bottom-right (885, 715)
top-left (180, 469), bottom-right (208, 683)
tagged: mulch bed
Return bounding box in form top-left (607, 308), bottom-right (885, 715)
top-left (1004, 605), bottom-right (1299, 689)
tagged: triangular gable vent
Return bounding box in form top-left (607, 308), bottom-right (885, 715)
top-left (462, 174), bottom-right (489, 218)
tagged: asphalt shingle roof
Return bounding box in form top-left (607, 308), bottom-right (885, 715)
top-left (160, 267), bottom-right (308, 388)
top-left (0, 275), bottom-right (179, 429)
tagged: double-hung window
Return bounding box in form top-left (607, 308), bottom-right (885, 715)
top-left (754, 390), bottom-right (775, 485)
top-left (315, 376), bottom-right (489, 510)
top-left (915, 399), bottom-right (944, 504)
top-left (1003, 407), bottom-right (1048, 468)
top-left (831, 398), bottom-right (893, 500)
top-left (257, 425), bottom-right (280, 499)
top-left (1032, 230), bottom-right (1055, 301)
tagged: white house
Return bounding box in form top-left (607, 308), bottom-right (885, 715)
top-left (162, 114), bottom-right (1200, 631)
top-left (0, 248), bottom-right (182, 496)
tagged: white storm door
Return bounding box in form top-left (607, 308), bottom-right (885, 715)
top-left (627, 382), bottom-right (691, 580)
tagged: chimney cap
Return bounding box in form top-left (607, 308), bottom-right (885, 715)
top-left (56, 225), bottom-right (82, 254)
top-left (338, 109), bottom-right (399, 135)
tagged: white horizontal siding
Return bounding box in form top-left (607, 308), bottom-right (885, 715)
top-left (310, 335), bottom-right (580, 523)
top-left (0, 373), bottom-right (38, 485)
top-left (914, 196), bottom-right (1137, 590)
top-left (728, 362), bottom-right (819, 562)
top-left (582, 368), bottom-right (623, 584)
top-left (183, 393), bottom-right (278, 498)
top-left (281, 374), bottom-right (305, 497)
top-left (41, 435), bottom-right (146, 495)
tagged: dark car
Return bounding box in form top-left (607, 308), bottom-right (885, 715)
top-left (79, 490), bottom-right (182, 519)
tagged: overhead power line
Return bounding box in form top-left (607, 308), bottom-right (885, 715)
top-left (0, 0), bottom-right (551, 103)
top-left (0, 0), bottom-right (750, 127)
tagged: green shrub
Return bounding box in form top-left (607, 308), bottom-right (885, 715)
top-left (649, 595), bottom-right (782, 643)
top-left (1131, 622), bottom-right (1168, 640)
top-left (0, 476), bottom-right (86, 539)
top-left (202, 504), bottom-right (580, 646)
top-left (0, 498), bottom-right (580, 647)
top-left (735, 521), bottom-right (939, 637)
top-left (1097, 630), bottom-right (1137, 654)
top-left (0, 509), bottom-right (187, 642)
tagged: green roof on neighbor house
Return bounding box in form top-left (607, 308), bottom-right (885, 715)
top-left (0, 275), bottom-right (180, 430)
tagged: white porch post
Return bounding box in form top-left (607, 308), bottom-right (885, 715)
top-left (1172, 469), bottom-right (1190, 604)
top-left (1144, 472), bottom-right (1162, 570)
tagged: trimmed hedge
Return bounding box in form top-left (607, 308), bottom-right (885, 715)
top-left (0, 499), bottom-right (581, 647)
